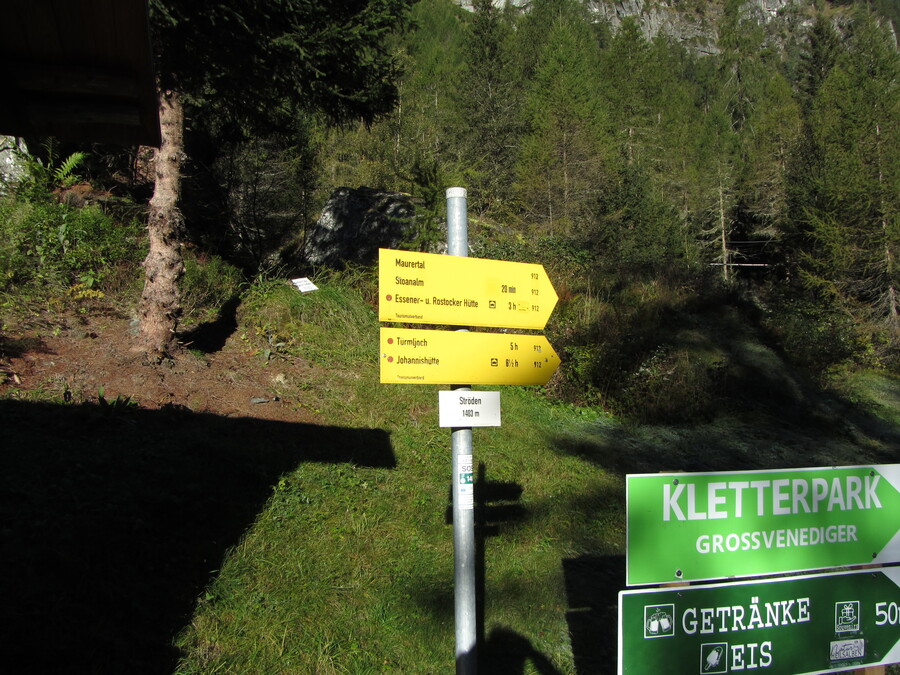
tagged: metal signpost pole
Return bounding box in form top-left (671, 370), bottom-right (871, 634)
top-left (447, 187), bottom-right (477, 675)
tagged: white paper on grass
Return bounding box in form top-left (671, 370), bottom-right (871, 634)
top-left (291, 278), bottom-right (318, 293)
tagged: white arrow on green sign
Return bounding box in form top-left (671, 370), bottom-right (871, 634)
top-left (626, 464), bottom-right (900, 586)
top-left (619, 567), bottom-right (900, 674)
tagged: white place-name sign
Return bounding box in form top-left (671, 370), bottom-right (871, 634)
top-left (439, 390), bottom-right (501, 427)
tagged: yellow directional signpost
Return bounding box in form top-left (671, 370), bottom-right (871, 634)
top-left (380, 327), bottom-right (559, 385)
top-left (378, 248), bottom-right (558, 330)
top-left (381, 188), bottom-right (561, 675)
top-left (378, 249), bottom-right (562, 386)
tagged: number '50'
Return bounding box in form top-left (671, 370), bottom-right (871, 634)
top-left (875, 601), bottom-right (900, 625)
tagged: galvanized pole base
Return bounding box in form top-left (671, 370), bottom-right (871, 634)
top-left (447, 187), bottom-right (476, 675)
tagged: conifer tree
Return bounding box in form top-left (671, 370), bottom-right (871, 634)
top-left (594, 25), bottom-right (703, 271)
top-left (692, 43), bottom-right (742, 279)
top-left (717, 0), bottom-right (767, 134)
top-left (599, 17), bottom-right (655, 166)
top-left (141, 0), bottom-right (411, 361)
top-left (797, 13), bottom-right (843, 114)
top-left (452, 0), bottom-right (520, 215)
top-left (737, 65), bottom-right (801, 238)
top-left (783, 11), bottom-right (842, 277)
top-left (405, 0), bottom-right (467, 160)
top-left (319, 0), bottom-right (466, 195)
top-left (515, 7), bottom-right (610, 235)
top-left (702, 0), bottom-right (800, 277)
top-left (803, 8), bottom-right (900, 325)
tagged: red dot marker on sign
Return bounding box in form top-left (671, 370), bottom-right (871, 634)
top-left (388, 338), bottom-right (394, 344)
top-left (386, 294), bottom-right (393, 301)
top-left (387, 356), bottom-right (394, 362)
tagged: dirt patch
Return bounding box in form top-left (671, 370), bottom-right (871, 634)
top-left (1, 308), bottom-right (323, 424)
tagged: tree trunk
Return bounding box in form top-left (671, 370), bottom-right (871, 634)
top-left (138, 90), bottom-right (185, 362)
top-left (719, 183), bottom-right (730, 283)
top-left (876, 121), bottom-right (899, 326)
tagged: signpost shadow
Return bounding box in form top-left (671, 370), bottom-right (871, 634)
top-left (480, 626), bottom-right (566, 675)
top-left (446, 461), bottom-right (566, 674)
top-left (563, 554), bottom-right (625, 675)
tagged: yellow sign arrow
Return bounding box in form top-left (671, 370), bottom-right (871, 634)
top-left (378, 249), bottom-right (558, 330)
top-left (380, 327), bottom-right (560, 385)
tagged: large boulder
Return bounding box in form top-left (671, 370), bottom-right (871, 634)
top-left (0, 136), bottom-right (28, 189)
top-left (303, 186), bottom-right (417, 268)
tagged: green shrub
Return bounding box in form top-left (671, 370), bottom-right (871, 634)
top-left (610, 342), bottom-right (726, 424)
top-left (239, 270), bottom-right (377, 366)
top-left (544, 269), bottom-right (748, 422)
top-left (0, 197), bottom-right (144, 292)
top-left (761, 295), bottom-right (871, 374)
top-left (6, 139), bottom-right (85, 203)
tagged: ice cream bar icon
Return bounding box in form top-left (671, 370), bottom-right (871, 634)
top-left (705, 646), bottom-right (724, 670)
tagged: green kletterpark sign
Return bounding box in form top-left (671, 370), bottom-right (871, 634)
top-left (627, 464), bottom-right (900, 586)
top-left (618, 567), bottom-right (900, 674)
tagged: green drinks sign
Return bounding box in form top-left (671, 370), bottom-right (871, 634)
top-left (626, 465), bottom-right (900, 586)
top-left (618, 567), bottom-right (900, 674)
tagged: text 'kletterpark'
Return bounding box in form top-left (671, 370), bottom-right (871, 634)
top-left (661, 475), bottom-right (883, 555)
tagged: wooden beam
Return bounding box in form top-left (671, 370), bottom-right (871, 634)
top-left (1, 0), bottom-right (160, 146)
top-left (10, 62), bottom-right (141, 99)
top-left (24, 101), bottom-right (141, 128)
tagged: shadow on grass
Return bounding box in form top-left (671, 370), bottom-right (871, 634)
top-left (0, 398), bottom-right (394, 674)
top-left (562, 554), bottom-right (624, 675)
top-left (440, 462), bottom-right (565, 674)
top-left (178, 295), bottom-right (241, 354)
top-left (479, 627), bottom-right (565, 675)
top-left (553, 401), bottom-right (900, 476)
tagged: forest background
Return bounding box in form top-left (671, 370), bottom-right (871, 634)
top-left (315, 0), bottom-right (900, 421)
top-left (2, 0), bottom-right (899, 421)
top-left (219, 0), bottom-right (897, 421)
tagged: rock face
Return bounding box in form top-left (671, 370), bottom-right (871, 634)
top-left (594, 0), bottom-right (821, 53)
top-left (303, 187), bottom-right (417, 268)
top-left (589, 0), bottom-right (720, 53)
top-left (455, 0), bottom-right (529, 9)
top-left (457, 0), bottom-right (822, 56)
top-left (0, 136), bottom-right (27, 188)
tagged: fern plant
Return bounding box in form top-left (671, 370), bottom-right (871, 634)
top-left (53, 150), bottom-right (87, 188)
top-left (11, 139), bottom-right (86, 202)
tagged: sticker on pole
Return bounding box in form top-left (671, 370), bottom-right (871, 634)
top-left (439, 391), bottom-right (501, 427)
top-left (457, 454), bottom-right (474, 510)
